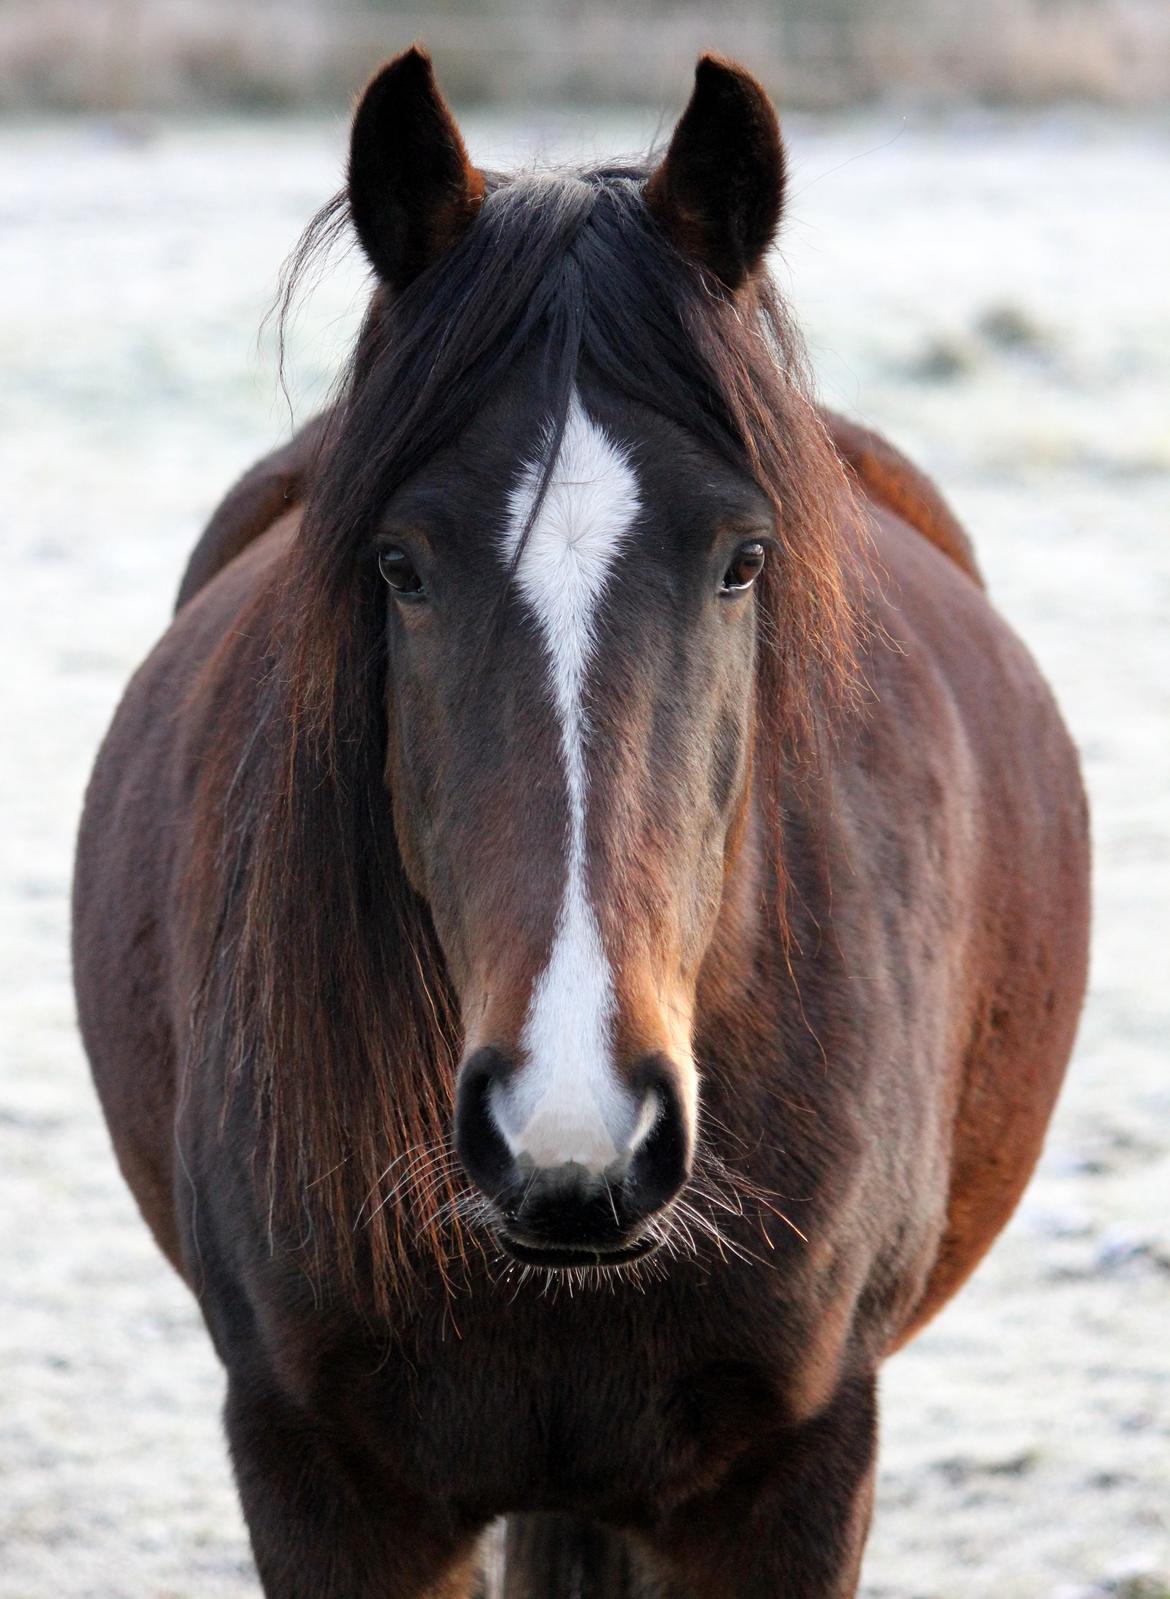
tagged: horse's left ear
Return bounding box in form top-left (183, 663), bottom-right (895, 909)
top-left (347, 45), bottom-right (485, 291)
top-left (645, 54), bottom-right (786, 292)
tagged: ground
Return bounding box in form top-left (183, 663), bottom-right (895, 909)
top-left (0, 107), bottom-right (1167, 1598)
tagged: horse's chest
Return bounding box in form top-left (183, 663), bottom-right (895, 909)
top-left (362, 1321), bottom-right (786, 1519)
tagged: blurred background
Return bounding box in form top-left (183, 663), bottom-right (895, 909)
top-left (2, 0), bottom-right (1170, 110)
top-left (0, 3), bottom-right (1167, 1597)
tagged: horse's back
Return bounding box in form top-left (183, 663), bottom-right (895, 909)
top-left (823, 409), bottom-right (983, 588)
top-left (174, 414), bottom-right (325, 613)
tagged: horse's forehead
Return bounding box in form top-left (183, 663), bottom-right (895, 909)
top-left (383, 375), bottom-right (766, 566)
top-left (500, 391), bottom-right (641, 646)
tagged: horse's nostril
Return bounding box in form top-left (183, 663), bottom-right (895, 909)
top-left (453, 1045), bottom-right (516, 1201)
top-left (626, 1054), bottom-right (691, 1216)
top-left (626, 1084), bottom-right (663, 1159)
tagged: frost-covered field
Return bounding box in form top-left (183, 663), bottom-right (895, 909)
top-left (0, 107), bottom-right (1167, 1598)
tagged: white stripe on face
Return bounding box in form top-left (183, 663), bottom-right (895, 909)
top-left (493, 391), bottom-right (642, 1172)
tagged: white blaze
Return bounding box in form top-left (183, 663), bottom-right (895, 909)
top-left (494, 391), bottom-right (641, 1172)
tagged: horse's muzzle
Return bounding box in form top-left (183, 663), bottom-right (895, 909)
top-left (454, 1047), bottom-right (690, 1267)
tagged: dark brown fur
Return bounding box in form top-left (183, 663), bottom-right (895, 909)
top-left (73, 51), bottom-right (1089, 1599)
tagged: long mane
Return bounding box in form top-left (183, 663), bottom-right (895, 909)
top-left (188, 162), bottom-right (863, 1311)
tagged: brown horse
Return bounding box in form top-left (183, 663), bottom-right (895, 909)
top-left (73, 49), bottom-right (1090, 1598)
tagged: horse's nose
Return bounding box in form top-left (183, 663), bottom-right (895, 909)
top-left (453, 1047), bottom-right (690, 1263)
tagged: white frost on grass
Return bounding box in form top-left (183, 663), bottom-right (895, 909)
top-left (0, 110), bottom-right (1167, 1598)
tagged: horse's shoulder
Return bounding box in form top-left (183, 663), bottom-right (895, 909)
top-left (821, 409), bottom-right (983, 589)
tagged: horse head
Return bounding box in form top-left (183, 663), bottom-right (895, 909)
top-left (250, 47), bottom-right (854, 1287)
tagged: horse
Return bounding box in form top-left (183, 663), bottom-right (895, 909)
top-left (73, 47), bottom-right (1090, 1598)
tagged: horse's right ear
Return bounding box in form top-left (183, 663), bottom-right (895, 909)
top-left (347, 46), bottom-right (484, 292)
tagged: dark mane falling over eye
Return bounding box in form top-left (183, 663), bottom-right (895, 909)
top-left (186, 159), bottom-right (864, 1310)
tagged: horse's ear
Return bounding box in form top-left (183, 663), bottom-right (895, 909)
top-left (645, 54), bottom-right (786, 291)
top-left (347, 45), bottom-right (484, 291)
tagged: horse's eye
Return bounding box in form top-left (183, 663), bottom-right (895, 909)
top-left (378, 546), bottom-right (425, 599)
top-left (721, 541), bottom-right (766, 594)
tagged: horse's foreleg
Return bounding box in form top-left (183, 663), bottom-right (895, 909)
top-left (651, 1372), bottom-right (878, 1599)
top-left (225, 1377), bottom-right (481, 1599)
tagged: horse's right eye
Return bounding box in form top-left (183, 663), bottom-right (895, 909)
top-left (720, 541), bottom-right (766, 595)
top-left (378, 546), bottom-right (425, 600)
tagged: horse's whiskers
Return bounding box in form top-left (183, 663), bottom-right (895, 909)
top-left (689, 1138), bottom-right (812, 1247)
top-left (355, 1138), bottom-right (467, 1236)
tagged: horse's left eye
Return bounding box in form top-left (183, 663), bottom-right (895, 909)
top-left (721, 541), bottom-right (766, 594)
top-left (378, 546), bottom-right (425, 599)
